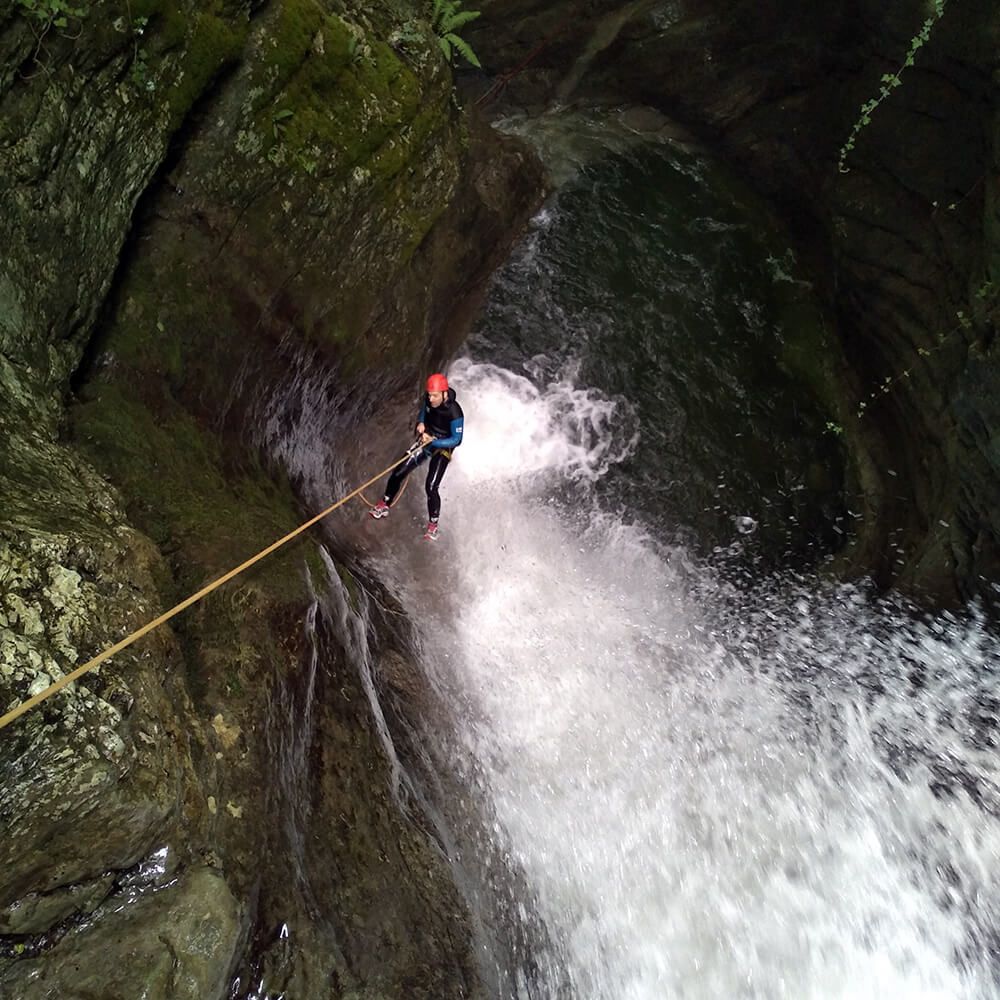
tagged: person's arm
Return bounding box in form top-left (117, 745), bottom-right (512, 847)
top-left (415, 402), bottom-right (427, 435)
top-left (428, 417), bottom-right (463, 450)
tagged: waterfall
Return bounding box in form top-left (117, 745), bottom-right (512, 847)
top-left (375, 356), bottom-right (1000, 999)
top-left (362, 111), bottom-right (1000, 998)
top-left (253, 108), bottom-right (1000, 998)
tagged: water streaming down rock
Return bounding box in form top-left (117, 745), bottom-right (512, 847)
top-left (259, 549), bottom-right (404, 905)
top-left (317, 546), bottom-right (410, 800)
top-left (264, 593), bottom-right (320, 902)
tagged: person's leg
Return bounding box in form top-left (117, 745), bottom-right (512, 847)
top-left (384, 452), bottom-right (423, 505)
top-left (424, 451), bottom-right (451, 521)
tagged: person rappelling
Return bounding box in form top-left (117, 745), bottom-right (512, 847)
top-left (368, 373), bottom-right (464, 540)
top-left (3, 378), bottom-right (465, 731)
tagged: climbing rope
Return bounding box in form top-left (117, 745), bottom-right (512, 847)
top-left (360, 470), bottom-right (410, 510)
top-left (0, 445), bottom-right (419, 732)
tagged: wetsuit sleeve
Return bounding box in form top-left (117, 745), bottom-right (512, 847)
top-left (415, 402), bottom-right (427, 430)
top-left (429, 417), bottom-right (464, 450)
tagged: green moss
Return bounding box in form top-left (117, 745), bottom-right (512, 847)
top-left (265, 0), bottom-right (329, 84)
top-left (251, 7), bottom-right (436, 186)
top-left (129, 0), bottom-right (170, 19)
top-left (157, 4), bottom-right (194, 52)
top-left (70, 0), bottom-right (465, 493)
top-left (166, 10), bottom-right (249, 126)
top-left (96, 241), bottom-right (241, 408)
top-left (71, 376), bottom-right (309, 709)
top-left (73, 383), bottom-right (306, 603)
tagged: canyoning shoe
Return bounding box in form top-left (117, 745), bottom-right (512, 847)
top-left (423, 521), bottom-right (439, 541)
top-left (369, 501), bottom-right (390, 519)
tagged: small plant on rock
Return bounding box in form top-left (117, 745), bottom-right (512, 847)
top-left (431, 0), bottom-right (481, 68)
top-left (15, 0), bottom-right (88, 72)
top-left (854, 282), bottom-right (1000, 420)
top-left (838, 0), bottom-right (947, 173)
top-left (16, 0), bottom-right (87, 32)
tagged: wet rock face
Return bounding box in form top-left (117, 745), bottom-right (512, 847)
top-left (2, 866), bottom-right (243, 1000)
top-left (470, 0), bottom-right (999, 604)
top-left (1, 0), bottom-right (542, 995)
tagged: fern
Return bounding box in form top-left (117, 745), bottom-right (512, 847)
top-left (445, 32), bottom-right (480, 68)
top-left (441, 9), bottom-right (480, 32)
top-left (430, 0), bottom-right (481, 68)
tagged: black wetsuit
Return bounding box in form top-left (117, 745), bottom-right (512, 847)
top-left (383, 388), bottom-right (464, 521)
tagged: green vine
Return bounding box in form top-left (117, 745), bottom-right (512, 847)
top-left (127, 15), bottom-right (153, 91)
top-left (16, 0), bottom-right (144, 90)
top-left (838, 0), bottom-right (947, 174)
top-left (855, 282), bottom-right (999, 419)
top-left (431, 0), bottom-right (481, 68)
top-left (15, 0), bottom-right (87, 32)
top-left (14, 0), bottom-right (88, 73)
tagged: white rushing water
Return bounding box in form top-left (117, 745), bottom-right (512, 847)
top-left (377, 356), bottom-right (1000, 1000)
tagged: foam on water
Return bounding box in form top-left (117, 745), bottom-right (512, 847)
top-left (449, 358), bottom-right (637, 486)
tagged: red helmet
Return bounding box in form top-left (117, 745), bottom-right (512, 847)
top-left (426, 373), bottom-right (448, 393)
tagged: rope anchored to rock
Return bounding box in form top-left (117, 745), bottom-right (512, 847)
top-left (0, 445), bottom-right (420, 733)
